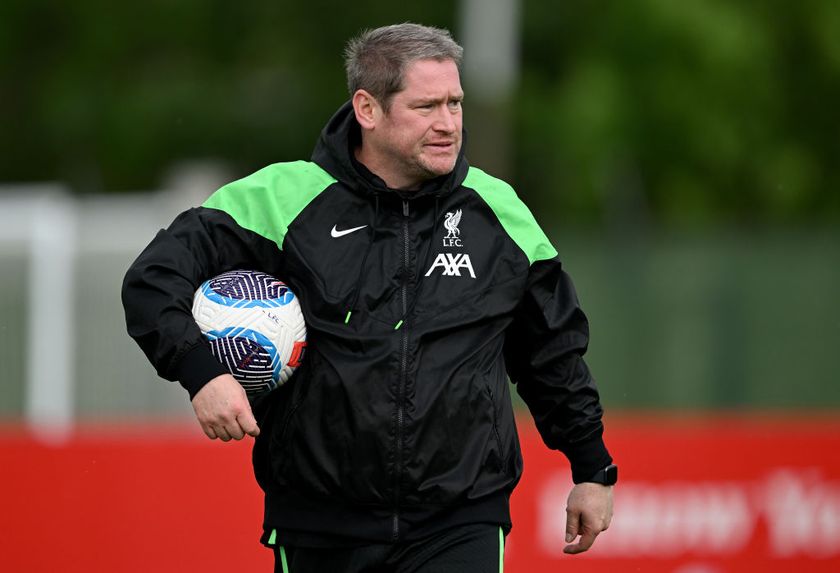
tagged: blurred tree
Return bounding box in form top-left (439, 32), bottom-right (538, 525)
top-left (0, 0), bottom-right (457, 192)
top-left (516, 0), bottom-right (840, 227)
top-left (1, 0), bottom-right (838, 226)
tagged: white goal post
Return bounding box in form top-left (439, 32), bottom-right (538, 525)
top-left (0, 186), bottom-right (76, 443)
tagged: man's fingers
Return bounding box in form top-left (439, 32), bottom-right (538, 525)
top-left (565, 509), bottom-right (580, 543)
top-left (215, 426), bottom-right (232, 442)
top-left (200, 410), bottom-right (259, 442)
top-left (226, 421), bottom-right (246, 441)
top-left (564, 529), bottom-right (598, 555)
top-left (192, 374), bottom-right (260, 442)
top-left (216, 409), bottom-right (257, 441)
top-left (237, 411), bottom-right (260, 437)
top-left (563, 482), bottom-right (614, 555)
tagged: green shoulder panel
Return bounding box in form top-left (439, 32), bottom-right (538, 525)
top-left (202, 161), bottom-right (336, 249)
top-left (463, 166), bottom-right (558, 265)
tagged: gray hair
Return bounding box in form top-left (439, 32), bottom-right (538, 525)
top-left (344, 23), bottom-right (464, 111)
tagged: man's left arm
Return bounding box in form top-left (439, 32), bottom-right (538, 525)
top-left (504, 256), bottom-right (615, 554)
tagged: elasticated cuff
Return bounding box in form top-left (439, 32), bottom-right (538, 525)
top-left (566, 435), bottom-right (614, 484)
top-left (173, 343), bottom-right (230, 400)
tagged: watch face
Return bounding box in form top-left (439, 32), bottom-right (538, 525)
top-left (605, 464), bottom-right (618, 485)
top-left (585, 464), bottom-right (618, 485)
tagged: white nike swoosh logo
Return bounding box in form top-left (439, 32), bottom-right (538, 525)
top-left (330, 224), bottom-right (368, 238)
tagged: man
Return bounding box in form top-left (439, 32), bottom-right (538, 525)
top-left (123, 23), bottom-right (615, 572)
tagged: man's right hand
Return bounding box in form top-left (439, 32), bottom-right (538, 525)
top-left (191, 374), bottom-right (260, 441)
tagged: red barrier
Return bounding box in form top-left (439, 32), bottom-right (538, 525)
top-left (0, 423), bottom-right (271, 573)
top-left (1, 415), bottom-right (839, 572)
top-left (511, 413), bottom-right (840, 572)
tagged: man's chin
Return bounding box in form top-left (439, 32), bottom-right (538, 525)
top-left (420, 157), bottom-right (458, 179)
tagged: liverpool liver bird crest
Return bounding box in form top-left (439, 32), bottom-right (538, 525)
top-left (444, 209), bottom-right (462, 239)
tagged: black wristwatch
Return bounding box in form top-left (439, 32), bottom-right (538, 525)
top-left (585, 464), bottom-right (618, 486)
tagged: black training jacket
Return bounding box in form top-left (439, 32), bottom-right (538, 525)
top-left (122, 101), bottom-right (612, 545)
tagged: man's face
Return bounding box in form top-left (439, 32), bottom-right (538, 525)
top-left (369, 58), bottom-right (464, 189)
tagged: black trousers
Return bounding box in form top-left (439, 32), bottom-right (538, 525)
top-left (273, 523), bottom-right (505, 573)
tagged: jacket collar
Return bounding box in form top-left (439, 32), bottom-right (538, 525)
top-left (311, 100), bottom-right (469, 200)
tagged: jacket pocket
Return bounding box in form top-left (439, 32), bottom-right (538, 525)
top-left (483, 363), bottom-right (521, 480)
top-left (483, 383), bottom-right (507, 474)
top-left (268, 369), bottom-right (311, 482)
top-left (486, 386), bottom-right (504, 455)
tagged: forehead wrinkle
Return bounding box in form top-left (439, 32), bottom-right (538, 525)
top-left (405, 61), bottom-right (461, 84)
top-left (401, 83), bottom-right (464, 104)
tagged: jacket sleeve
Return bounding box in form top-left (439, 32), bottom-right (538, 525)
top-left (504, 257), bottom-right (613, 483)
top-left (121, 206), bottom-right (284, 399)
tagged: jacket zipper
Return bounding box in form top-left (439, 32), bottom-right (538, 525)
top-left (393, 199), bottom-right (410, 541)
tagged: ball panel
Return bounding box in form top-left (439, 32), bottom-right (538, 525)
top-left (202, 270), bottom-right (297, 309)
top-left (192, 269), bottom-right (306, 400)
top-left (206, 334), bottom-right (277, 397)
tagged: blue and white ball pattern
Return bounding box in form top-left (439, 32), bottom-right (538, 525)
top-left (192, 270), bottom-right (306, 399)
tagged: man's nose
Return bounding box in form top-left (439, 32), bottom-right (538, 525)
top-left (433, 105), bottom-right (457, 133)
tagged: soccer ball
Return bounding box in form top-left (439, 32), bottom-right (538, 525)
top-left (191, 270), bottom-right (307, 399)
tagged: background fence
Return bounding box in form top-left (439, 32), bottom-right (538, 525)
top-left (1, 187), bottom-right (837, 431)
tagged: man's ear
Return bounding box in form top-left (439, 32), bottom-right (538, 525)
top-left (352, 90), bottom-right (380, 130)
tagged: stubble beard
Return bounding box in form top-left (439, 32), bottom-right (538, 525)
top-left (415, 142), bottom-right (460, 181)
